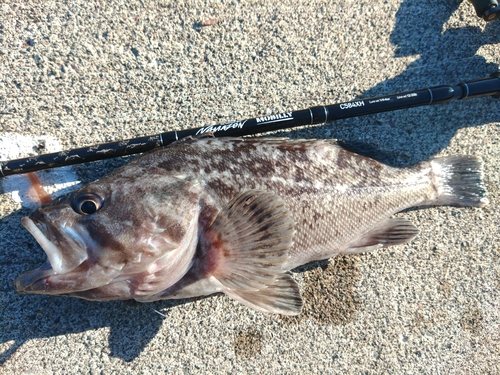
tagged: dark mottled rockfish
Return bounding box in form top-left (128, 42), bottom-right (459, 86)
top-left (14, 138), bottom-right (488, 315)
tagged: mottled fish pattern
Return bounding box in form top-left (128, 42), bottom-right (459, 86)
top-left (15, 138), bottom-right (488, 315)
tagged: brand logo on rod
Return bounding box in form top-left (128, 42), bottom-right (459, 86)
top-left (256, 112), bottom-right (293, 123)
top-left (196, 121), bottom-right (247, 135)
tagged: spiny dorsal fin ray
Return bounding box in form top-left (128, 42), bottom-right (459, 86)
top-left (205, 190), bottom-right (302, 315)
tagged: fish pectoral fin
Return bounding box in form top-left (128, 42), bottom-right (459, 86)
top-left (205, 190), bottom-right (302, 315)
top-left (342, 218), bottom-right (419, 254)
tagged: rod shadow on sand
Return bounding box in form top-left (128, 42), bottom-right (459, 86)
top-left (1, 0), bottom-right (499, 364)
top-left (319, 0), bottom-right (500, 167)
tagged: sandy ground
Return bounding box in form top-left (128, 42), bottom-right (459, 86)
top-left (1, 0), bottom-right (499, 374)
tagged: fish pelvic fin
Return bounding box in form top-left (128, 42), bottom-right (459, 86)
top-left (224, 274), bottom-right (302, 316)
top-left (203, 190), bottom-right (303, 315)
top-left (342, 217), bottom-right (419, 254)
top-left (430, 156), bottom-right (489, 208)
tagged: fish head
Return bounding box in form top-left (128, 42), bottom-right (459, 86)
top-left (14, 173), bottom-right (204, 300)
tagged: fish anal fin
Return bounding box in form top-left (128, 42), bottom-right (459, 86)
top-left (203, 190), bottom-right (302, 315)
top-left (342, 218), bottom-right (419, 254)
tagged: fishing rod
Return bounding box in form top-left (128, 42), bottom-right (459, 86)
top-left (469, 0), bottom-right (500, 21)
top-left (1, 72), bottom-right (499, 178)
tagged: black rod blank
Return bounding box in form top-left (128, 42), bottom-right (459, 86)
top-left (1, 73), bottom-right (499, 177)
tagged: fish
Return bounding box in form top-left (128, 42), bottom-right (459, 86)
top-left (14, 137), bottom-right (489, 315)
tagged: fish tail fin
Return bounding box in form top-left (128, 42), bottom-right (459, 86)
top-left (430, 156), bottom-right (489, 208)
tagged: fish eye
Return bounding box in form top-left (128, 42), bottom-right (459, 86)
top-left (72, 191), bottom-right (105, 215)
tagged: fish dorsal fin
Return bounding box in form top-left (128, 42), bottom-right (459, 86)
top-left (205, 190), bottom-right (302, 315)
top-left (336, 140), bottom-right (397, 165)
top-left (342, 218), bottom-right (419, 254)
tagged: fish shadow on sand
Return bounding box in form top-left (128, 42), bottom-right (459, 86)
top-left (1, 212), bottom-right (210, 363)
top-left (1, 295), bottom-right (205, 364)
top-left (1, 0), bottom-right (500, 363)
top-left (0, 159), bottom-right (200, 363)
top-left (1, 204), bottom-right (360, 364)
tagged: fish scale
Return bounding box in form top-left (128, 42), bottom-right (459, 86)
top-left (136, 138), bottom-right (435, 268)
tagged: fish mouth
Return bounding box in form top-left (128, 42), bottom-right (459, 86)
top-left (14, 216), bottom-right (89, 293)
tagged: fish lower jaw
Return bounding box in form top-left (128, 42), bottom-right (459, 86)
top-left (21, 216), bottom-right (85, 275)
top-left (14, 262), bottom-right (57, 293)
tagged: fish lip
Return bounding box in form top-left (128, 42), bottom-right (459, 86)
top-left (14, 217), bottom-right (59, 292)
top-left (14, 261), bottom-right (57, 293)
top-left (21, 216), bottom-right (68, 273)
top-left (15, 215), bottom-right (89, 292)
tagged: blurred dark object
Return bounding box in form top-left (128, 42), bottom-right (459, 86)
top-left (469, 0), bottom-right (500, 21)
